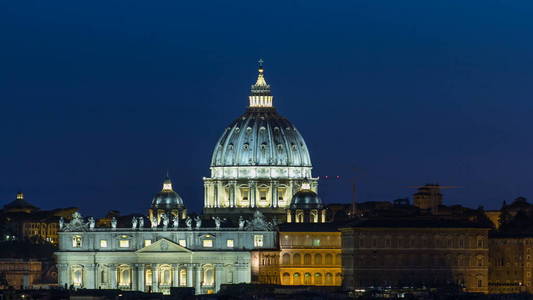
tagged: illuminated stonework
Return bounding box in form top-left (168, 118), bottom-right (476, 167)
top-left (204, 63), bottom-right (318, 217)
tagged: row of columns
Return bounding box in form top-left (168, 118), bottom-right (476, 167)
top-left (205, 180), bottom-right (293, 209)
top-left (58, 263), bottom-right (235, 294)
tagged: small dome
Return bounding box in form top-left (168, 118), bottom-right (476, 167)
top-left (290, 183), bottom-right (322, 209)
top-left (151, 177), bottom-right (185, 210)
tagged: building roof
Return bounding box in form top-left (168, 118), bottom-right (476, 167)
top-left (341, 216), bottom-right (492, 229)
top-left (210, 65), bottom-right (312, 168)
top-left (3, 192), bottom-right (38, 212)
top-left (278, 222), bottom-right (342, 232)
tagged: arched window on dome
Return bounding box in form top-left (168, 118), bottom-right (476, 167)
top-left (295, 210), bottom-right (304, 223)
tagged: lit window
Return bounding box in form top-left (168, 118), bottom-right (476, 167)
top-left (144, 240), bottom-right (152, 247)
top-left (100, 240), bottom-right (108, 248)
top-left (119, 240), bottom-right (130, 248)
top-left (227, 239), bottom-right (234, 248)
top-left (203, 240), bottom-right (213, 248)
top-left (254, 235), bottom-right (264, 247)
top-left (72, 235), bottom-right (82, 248)
top-left (312, 239), bottom-right (321, 247)
top-left (179, 239), bottom-right (187, 247)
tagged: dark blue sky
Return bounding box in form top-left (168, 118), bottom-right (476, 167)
top-left (1, 1), bottom-right (533, 216)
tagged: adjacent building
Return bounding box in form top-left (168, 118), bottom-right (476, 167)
top-left (340, 217), bottom-right (491, 293)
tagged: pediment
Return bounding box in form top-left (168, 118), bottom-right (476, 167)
top-left (136, 238), bottom-right (191, 253)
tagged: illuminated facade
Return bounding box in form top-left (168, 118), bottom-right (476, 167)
top-left (55, 212), bottom-right (276, 294)
top-left (204, 63), bottom-right (318, 219)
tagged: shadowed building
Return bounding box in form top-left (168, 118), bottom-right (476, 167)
top-left (340, 217), bottom-right (490, 293)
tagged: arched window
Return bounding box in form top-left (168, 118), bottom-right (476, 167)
top-left (304, 273), bottom-right (312, 285)
top-left (325, 273), bottom-right (333, 285)
top-left (314, 273), bottom-right (322, 285)
top-left (335, 253), bottom-right (341, 265)
top-left (293, 273), bottom-right (301, 285)
top-left (304, 254), bottom-right (311, 265)
top-left (202, 265), bottom-right (214, 286)
top-left (282, 253), bottom-right (290, 265)
top-left (159, 265), bottom-right (172, 286)
top-left (314, 254), bottom-right (322, 265)
top-left (71, 266), bottom-right (83, 287)
top-left (179, 269), bottom-right (187, 286)
top-left (145, 269), bottom-right (152, 286)
top-left (293, 254), bottom-right (301, 265)
top-left (335, 273), bottom-right (342, 286)
top-left (325, 253), bottom-right (333, 265)
top-left (118, 265), bottom-right (131, 287)
top-left (282, 273), bottom-right (290, 285)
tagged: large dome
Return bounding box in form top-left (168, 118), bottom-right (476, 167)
top-left (211, 63), bottom-right (311, 168)
top-left (211, 108), bottom-right (311, 167)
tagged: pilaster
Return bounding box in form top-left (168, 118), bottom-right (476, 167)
top-left (109, 264), bottom-right (117, 289)
top-left (137, 264), bottom-right (145, 292)
top-left (172, 264), bottom-right (179, 287)
top-left (151, 264), bottom-right (158, 292)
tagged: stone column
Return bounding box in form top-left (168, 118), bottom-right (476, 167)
top-left (137, 264), bottom-right (145, 292)
top-left (272, 181), bottom-right (278, 208)
top-left (186, 264), bottom-right (194, 288)
top-left (214, 182), bottom-right (219, 208)
top-left (172, 264), bottom-right (179, 287)
top-left (57, 264), bottom-right (68, 288)
top-left (204, 184), bottom-right (208, 208)
top-left (229, 181), bottom-right (236, 208)
top-left (195, 264), bottom-right (202, 294)
top-left (151, 264), bottom-right (158, 292)
top-left (86, 264), bottom-right (96, 289)
top-left (215, 264), bottom-right (223, 292)
top-left (131, 265), bottom-right (138, 291)
top-left (109, 264), bottom-right (117, 289)
top-left (250, 181), bottom-right (256, 208)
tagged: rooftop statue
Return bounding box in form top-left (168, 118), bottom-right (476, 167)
top-left (132, 216), bottom-right (138, 229)
top-left (186, 217), bottom-right (192, 230)
top-left (195, 216), bottom-right (202, 229)
top-left (62, 212), bottom-right (89, 232)
top-left (245, 211), bottom-right (273, 231)
top-left (138, 216), bottom-right (144, 228)
top-left (111, 217), bottom-right (117, 229)
top-left (88, 217), bottom-right (95, 230)
top-left (172, 215), bottom-right (179, 228)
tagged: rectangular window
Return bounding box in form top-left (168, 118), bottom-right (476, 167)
top-left (179, 239), bottom-right (187, 247)
top-left (72, 235), bottom-right (82, 248)
top-left (254, 235), bottom-right (264, 247)
top-left (312, 239), bottom-right (320, 247)
top-left (203, 240), bottom-right (213, 248)
top-left (119, 240), bottom-right (130, 248)
top-left (227, 239), bottom-right (234, 248)
top-left (144, 240), bottom-right (152, 247)
top-left (100, 240), bottom-right (108, 248)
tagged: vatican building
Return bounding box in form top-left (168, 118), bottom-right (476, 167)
top-left (54, 63), bottom-right (330, 295)
top-left (204, 62), bottom-right (318, 220)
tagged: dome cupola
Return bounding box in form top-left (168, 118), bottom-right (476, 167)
top-left (290, 182), bottom-right (323, 209)
top-left (151, 176), bottom-right (185, 210)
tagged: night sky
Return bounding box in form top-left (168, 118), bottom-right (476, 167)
top-left (1, 1), bottom-right (533, 216)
